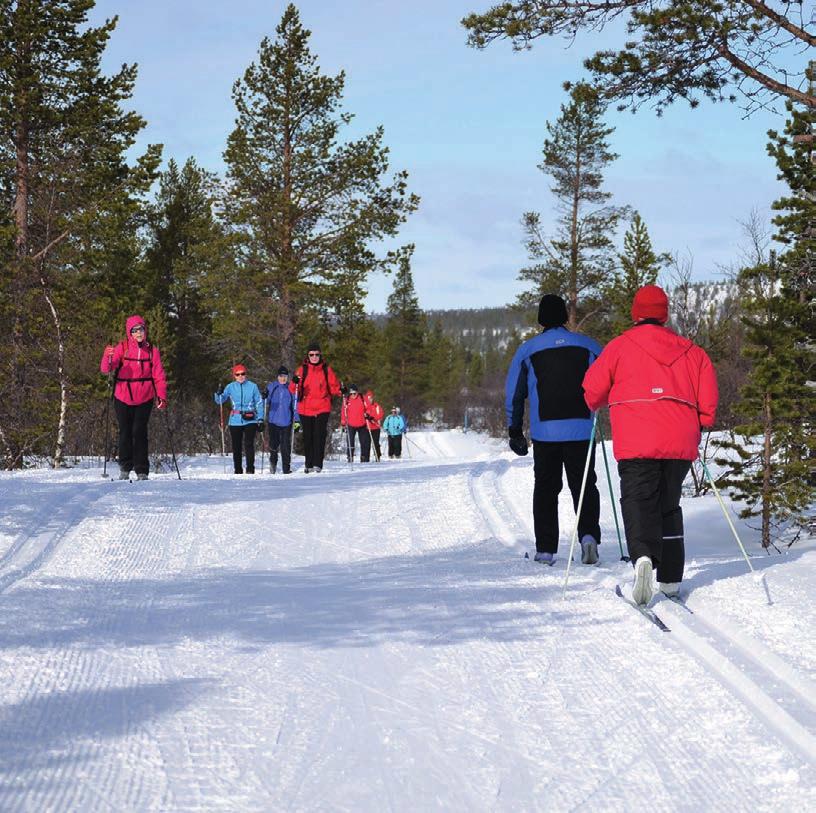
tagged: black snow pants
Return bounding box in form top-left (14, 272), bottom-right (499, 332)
top-left (387, 434), bottom-right (402, 458)
top-left (346, 425), bottom-right (371, 462)
top-left (532, 439), bottom-right (601, 554)
top-left (618, 458), bottom-right (692, 584)
top-left (371, 428), bottom-right (382, 461)
top-left (301, 412), bottom-right (329, 470)
top-left (114, 398), bottom-right (153, 475)
top-left (268, 424), bottom-right (292, 473)
top-left (229, 423), bottom-right (257, 474)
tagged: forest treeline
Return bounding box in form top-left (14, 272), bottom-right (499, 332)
top-left (0, 2), bottom-right (812, 544)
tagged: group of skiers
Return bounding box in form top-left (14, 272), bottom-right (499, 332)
top-left (101, 330), bottom-right (408, 479)
top-left (506, 286), bottom-right (718, 606)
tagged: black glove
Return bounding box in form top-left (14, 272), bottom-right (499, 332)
top-left (291, 374), bottom-right (300, 384)
top-left (257, 421), bottom-right (264, 429)
top-left (364, 413), bottom-right (372, 421)
top-left (216, 385), bottom-right (223, 395)
top-left (340, 385), bottom-right (349, 396)
top-left (508, 426), bottom-right (528, 456)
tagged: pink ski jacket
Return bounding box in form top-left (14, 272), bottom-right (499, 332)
top-left (100, 315), bottom-right (167, 406)
top-left (582, 324), bottom-right (718, 461)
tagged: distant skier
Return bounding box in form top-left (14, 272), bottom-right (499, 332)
top-left (504, 294), bottom-right (602, 565)
top-left (214, 365), bottom-right (265, 474)
top-left (364, 390), bottom-right (384, 461)
top-left (340, 385), bottom-right (371, 462)
top-left (101, 315), bottom-right (168, 481)
top-left (292, 343), bottom-right (342, 473)
top-left (265, 366), bottom-right (297, 474)
top-left (383, 406), bottom-right (406, 459)
top-left (583, 285), bottom-right (718, 604)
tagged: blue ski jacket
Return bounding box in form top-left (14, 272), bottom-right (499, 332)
top-left (214, 380), bottom-right (265, 427)
top-left (265, 381), bottom-right (297, 427)
top-left (505, 327), bottom-right (602, 442)
top-left (383, 414), bottom-right (406, 436)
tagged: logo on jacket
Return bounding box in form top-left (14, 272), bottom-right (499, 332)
top-left (555, 339), bottom-right (565, 345)
top-left (651, 387), bottom-right (664, 394)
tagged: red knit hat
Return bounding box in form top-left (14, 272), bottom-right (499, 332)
top-left (631, 285), bottom-right (669, 324)
top-left (232, 364), bottom-right (247, 375)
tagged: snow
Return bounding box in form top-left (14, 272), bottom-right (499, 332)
top-left (0, 431), bottom-right (814, 811)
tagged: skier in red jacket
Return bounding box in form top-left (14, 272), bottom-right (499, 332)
top-left (101, 315), bottom-right (168, 481)
top-left (340, 385), bottom-right (371, 462)
top-left (583, 285), bottom-right (718, 604)
top-left (292, 343), bottom-right (342, 473)
top-left (364, 390), bottom-right (384, 461)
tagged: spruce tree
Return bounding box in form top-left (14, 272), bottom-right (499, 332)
top-left (222, 4), bottom-right (418, 369)
top-left (143, 158), bottom-right (230, 397)
top-left (718, 101), bottom-right (815, 548)
top-left (382, 246), bottom-right (427, 413)
top-left (0, 0), bottom-right (160, 467)
top-left (518, 83), bottom-right (627, 330)
top-left (606, 213), bottom-right (667, 336)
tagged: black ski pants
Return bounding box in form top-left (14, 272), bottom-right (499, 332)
top-left (114, 398), bottom-right (153, 475)
top-left (387, 434), bottom-right (402, 458)
top-left (532, 439), bottom-right (601, 554)
top-left (268, 423), bottom-right (292, 473)
top-left (618, 458), bottom-right (691, 584)
top-left (229, 423), bottom-right (257, 474)
top-left (346, 425), bottom-right (371, 462)
top-left (371, 428), bottom-right (382, 461)
top-left (301, 412), bottom-right (329, 470)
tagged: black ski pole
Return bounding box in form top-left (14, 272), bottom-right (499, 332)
top-left (597, 419), bottom-right (628, 561)
top-left (161, 405), bottom-right (182, 480)
top-left (102, 347), bottom-right (115, 478)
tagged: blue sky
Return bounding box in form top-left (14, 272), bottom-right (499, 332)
top-left (90, 0), bottom-right (785, 311)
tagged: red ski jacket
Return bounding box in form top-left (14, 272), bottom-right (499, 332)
top-left (294, 360), bottom-right (341, 417)
top-left (341, 394), bottom-right (367, 427)
top-left (100, 315), bottom-right (167, 406)
top-left (582, 324), bottom-right (718, 461)
top-left (364, 393), bottom-right (384, 430)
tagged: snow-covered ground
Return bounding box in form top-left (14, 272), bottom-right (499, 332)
top-left (0, 431), bottom-right (814, 811)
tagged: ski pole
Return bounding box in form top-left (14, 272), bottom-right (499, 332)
top-left (160, 405), bottom-right (182, 480)
top-left (342, 396), bottom-right (354, 470)
top-left (102, 366), bottom-right (114, 478)
top-left (597, 419), bottom-right (628, 561)
top-left (219, 400), bottom-right (226, 456)
top-left (700, 459), bottom-right (754, 574)
top-left (365, 420), bottom-right (379, 463)
top-left (562, 414), bottom-right (597, 598)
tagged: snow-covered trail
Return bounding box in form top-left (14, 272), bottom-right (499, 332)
top-left (0, 433), bottom-right (814, 811)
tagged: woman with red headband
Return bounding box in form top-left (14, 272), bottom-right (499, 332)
top-left (214, 365), bottom-right (265, 474)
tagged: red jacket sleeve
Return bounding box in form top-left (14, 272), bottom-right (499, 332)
top-left (100, 342), bottom-right (123, 374)
top-left (695, 348), bottom-right (718, 427)
top-left (582, 346), bottom-right (615, 411)
top-left (151, 346), bottom-right (168, 400)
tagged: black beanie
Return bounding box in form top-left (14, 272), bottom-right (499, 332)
top-left (277, 365), bottom-right (289, 376)
top-left (307, 341), bottom-right (321, 352)
top-left (538, 294), bottom-right (568, 328)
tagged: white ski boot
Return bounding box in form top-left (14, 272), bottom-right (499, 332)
top-left (632, 556), bottom-right (654, 605)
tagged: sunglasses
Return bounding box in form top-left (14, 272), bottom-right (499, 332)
top-left (234, 372), bottom-right (247, 377)
top-left (308, 352), bottom-right (320, 357)
top-left (130, 326), bottom-right (145, 334)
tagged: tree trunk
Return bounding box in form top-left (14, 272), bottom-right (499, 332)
top-left (41, 279), bottom-right (68, 467)
top-left (279, 97), bottom-right (297, 365)
top-left (761, 391), bottom-right (773, 548)
top-left (568, 142), bottom-right (581, 331)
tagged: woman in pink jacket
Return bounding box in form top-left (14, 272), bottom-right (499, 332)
top-left (583, 286), bottom-right (718, 604)
top-left (100, 315), bottom-right (168, 480)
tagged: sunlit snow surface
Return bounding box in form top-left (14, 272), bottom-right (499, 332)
top-left (0, 432), bottom-right (813, 811)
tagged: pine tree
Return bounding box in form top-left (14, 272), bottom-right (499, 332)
top-left (0, 0), bottom-right (160, 467)
top-left (606, 213), bottom-right (667, 336)
top-left (222, 4), bottom-right (418, 368)
top-left (463, 2), bottom-right (815, 113)
top-left (517, 83), bottom-right (627, 330)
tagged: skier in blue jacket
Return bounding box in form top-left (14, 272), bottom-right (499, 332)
top-left (383, 407), bottom-right (406, 459)
top-left (265, 366), bottom-right (298, 474)
top-left (505, 294), bottom-right (603, 565)
top-left (214, 364), bottom-right (265, 474)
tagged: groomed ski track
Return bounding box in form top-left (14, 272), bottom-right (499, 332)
top-left (0, 432), bottom-right (814, 811)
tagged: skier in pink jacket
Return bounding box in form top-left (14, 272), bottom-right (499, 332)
top-left (100, 315), bottom-right (168, 480)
